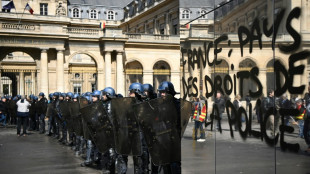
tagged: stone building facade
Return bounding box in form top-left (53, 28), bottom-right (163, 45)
top-left (0, 0), bottom-right (180, 97)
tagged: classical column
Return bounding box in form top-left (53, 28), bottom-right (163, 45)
top-left (258, 68), bottom-right (267, 97)
top-left (143, 70), bottom-right (153, 86)
top-left (97, 69), bottom-right (104, 90)
top-left (31, 71), bottom-right (35, 95)
top-left (171, 70), bottom-right (180, 96)
top-left (56, 49), bottom-right (64, 92)
top-left (153, 19), bottom-right (157, 34)
top-left (105, 51), bottom-right (112, 87)
top-left (165, 12), bottom-right (170, 35)
top-left (19, 71), bottom-right (24, 96)
top-left (40, 49), bottom-right (49, 95)
top-left (116, 52), bottom-right (125, 95)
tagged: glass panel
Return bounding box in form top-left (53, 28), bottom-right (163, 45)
top-left (180, 0), bottom-right (216, 173)
top-left (180, 0), bottom-right (310, 173)
top-left (275, 0), bottom-right (310, 173)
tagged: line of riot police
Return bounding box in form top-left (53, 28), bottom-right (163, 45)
top-left (43, 81), bottom-right (192, 174)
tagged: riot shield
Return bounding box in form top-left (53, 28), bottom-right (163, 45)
top-left (82, 118), bottom-right (91, 140)
top-left (79, 97), bottom-right (89, 109)
top-left (133, 95), bottom-right (180, 165)
top-left (180, 99), bottom-right (192, 138)
top-left (46, 103), bottom-right (55, 118)
top-left (59, 101), bottom-right (70, 120)
top-left (69, 101), bottom-right (83, 136)
top-left (80, 102), bottom-right (115, 153)
top-left (69, 101), bottom-right (80, 117)
top-left (111, 97), bottom-right (142, 156)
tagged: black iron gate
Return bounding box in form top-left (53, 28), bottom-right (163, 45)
top-left (1, 71), bottom-right (17, 96)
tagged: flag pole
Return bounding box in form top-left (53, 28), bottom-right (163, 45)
top-left (12, 0), bottom-right (19, 19)
top-left (18, 3), bottom-right (27, 25)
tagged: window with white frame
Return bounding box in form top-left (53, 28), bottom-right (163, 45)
top-left (72, 8), bottom-right (80, 18)
top-left (200, 9), bottom-right (207, 19)
top-left (40, 3), bottom-right (48, 15)
top-left (90, 9), bottom-right (97, 19)
top-left (182, 9), bottom-right (190, 19)
top-left (107, 10), bottom-right (115, 20)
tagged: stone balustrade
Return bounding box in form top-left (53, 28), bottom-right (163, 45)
top-left (1, 23), bottom-right (35, 30)
top-left (126, 33), bottom-right (179, 43)
top-left (66, 27), bottom-right (100, 35)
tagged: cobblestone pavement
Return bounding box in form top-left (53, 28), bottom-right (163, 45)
top-left (0, 118), bottom-right (309, 174)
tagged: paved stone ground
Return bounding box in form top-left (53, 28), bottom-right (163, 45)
top-left (0, 118), bottom-right (309, 174)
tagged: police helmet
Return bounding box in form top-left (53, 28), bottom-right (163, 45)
top-left (39, 92), bottom-right (45, 97)
top-left (53, 92), bottom-right (60, 97)
top-left (60, 93), bottom-right (66, 98)
top-left (158, 81), bottom-right (176, 96)
top-left (142, 84), bottom-right (154, 93)
top-left (117, 94), bottom-right (123, 98)
top-left (73, 93), bottom-right (80, 99)
top-left (85, 96), bottom-right (91, 102)
top-left (33, 96), bottom-right (38, 101)
top-left (49, 93), bottom-right (53, 100)
top-left (17, 95), bottom-right (21, 99)
top-left (92, 90), bottom-right (101, 97)
top-left (67, 92), bottom-right (74, 98)
top-left (102, 87), bottom-right (116, 98)
top-left (13, 96), bottom-right (18, 101)
top-left (129, 82), bottom-right (143, 96)
top-left (85, 92), bottom-right (92, 96)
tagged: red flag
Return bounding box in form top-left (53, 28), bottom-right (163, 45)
top-left (25, 3), bottom-right (34, 14)
top-left (186, 24), bottom-right (190, 29)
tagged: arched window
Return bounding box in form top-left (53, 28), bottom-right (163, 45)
top-left (107, 11), bottom-right (115, 20)
top-left (200, 9), bottom-right (207, 19)
top-left (69, 54), bottom-right (97, 94)
top-left (182, 9), bottom-right (190, 19)
top-left (239, 58), bottom-right (257, 99)
top-left (90, 9), bottom-right (97, 19)
top-left (73, 8), bottom-right (80, 18)
top-left (125, 61), bottom-right (143, 96)
top-left (266, 59), bottom-right (284, 94)
top-left (153, 61), bottom-right (171, 92)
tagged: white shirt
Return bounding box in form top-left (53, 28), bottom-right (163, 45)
top-left (16, 99), bottom-right (31, 112)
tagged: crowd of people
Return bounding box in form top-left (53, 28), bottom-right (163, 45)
top-left (1, 82), bottom-right (310, 174)
top-left (0, 81), bottom-right (182, 174)
top-left (190, 89), bottom-right (310, 152)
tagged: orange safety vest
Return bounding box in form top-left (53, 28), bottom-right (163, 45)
top-left (193, 103), bottom-right (207, 122)
top-left (296, 105), bottom-right (305, 120)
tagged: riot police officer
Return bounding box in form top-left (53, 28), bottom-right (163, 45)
top-left (129, 82), bottom-right (150, 174)
top-left (142, 83), bottom-right (159, 174)
top-left (28, 95), bottom-right (37, 131)
top-left (142, 84), bottom-right (157, 101)
top-left (71, 93), bottom-right (84, 155)
top-left (47, 93), bottom-right (55, 136)
top-left (36, 92), bottom-right (48, 134)
top-left (66, 92), bottom-right (75, 146)
top-left (157, 81), bottom-right (181, 174)
top-left (51, 92), bottom-right (60, 139)
top-left (100, 87), bottom-right (117, 174)
top-left (81, 90), bottom-right (101, 167)
top-left (57, 93), bottom-right (67, 144)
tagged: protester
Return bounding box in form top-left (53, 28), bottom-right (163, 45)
top-left (193, 96), bottom-right (207, 142)
top-left (296, 99), bottom-right (305, 138)
top-left (16, 96), bottom-right (31, 136)
top-left (0, 97), bottom-right (7, 126)
top-left (232, 94), bottom-right (242, 131)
